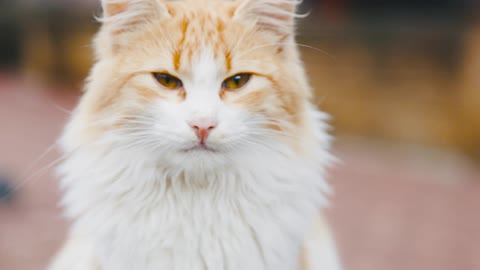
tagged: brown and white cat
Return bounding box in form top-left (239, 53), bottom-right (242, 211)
top-left (48, 0), bottom-right (341, 269)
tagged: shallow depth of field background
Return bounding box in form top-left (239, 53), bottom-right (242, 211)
top-left (1, 1), bottom-right (479, 270)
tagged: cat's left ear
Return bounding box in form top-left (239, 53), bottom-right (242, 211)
top-left (96, 0), bottom-right (171, 56)
top-left (233, 0), bottom-right (301, 40)
top-left (101, 0), bottom-right (170, 17)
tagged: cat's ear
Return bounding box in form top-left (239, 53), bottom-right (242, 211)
top-left (97, 0), bottom-right (170, 55)
top-left (100, 0), bottom-right (170, 30)
top-left (234, 0), bottom-right (301, 39)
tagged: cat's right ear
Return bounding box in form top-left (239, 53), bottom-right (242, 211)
top-left (101, 0), bottom-right (170, 19)
top-left (233, 0), bottom-right (301, 41)
top-left (97, 0), bottom-right (171, 55)
top-left (102, 0), bottom-right (128, 18)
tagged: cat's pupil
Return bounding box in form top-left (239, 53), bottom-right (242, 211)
top-left (233, 76), bottom-right (241, 85)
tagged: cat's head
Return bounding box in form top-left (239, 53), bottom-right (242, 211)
top-left (63, 0), bottom-right (318, 171)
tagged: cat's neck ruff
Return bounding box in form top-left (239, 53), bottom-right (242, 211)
top-left (59, 116), bottom-right (331, 270)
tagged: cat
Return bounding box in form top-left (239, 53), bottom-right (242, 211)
top-left (47, 0), bottom-right (341, 269)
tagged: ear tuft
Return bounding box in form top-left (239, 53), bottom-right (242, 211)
top-left (96, 0), bottom-right (170, 56)
top-left (99, 0), bottom-right (170, 33)
top-left (102, 1), bottom-right (128, 18)
top-left (234, 0), bottom-right (302, 38)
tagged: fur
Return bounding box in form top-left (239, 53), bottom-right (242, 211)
top-left (48, 0), bottom-right (341, 269)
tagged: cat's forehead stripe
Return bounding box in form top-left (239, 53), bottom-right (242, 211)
top-left (173, 19), bottom-right (190, 71)
top-left (173, 13), bottom-right (231, 72)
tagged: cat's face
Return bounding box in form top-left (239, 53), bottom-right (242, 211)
top-left (65, 0), bottom-right (312, 170)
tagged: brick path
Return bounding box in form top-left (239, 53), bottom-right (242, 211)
top-left (1, 76), bottom-right (479, 270)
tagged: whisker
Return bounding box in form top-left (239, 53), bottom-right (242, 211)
top-left (236, 42), bottom-right (336, 61)
top-left (13, 154), bottom-right (69, 192)
top-left (18, 142), bottom-right (58, 181)
top-left (51, 102), bottom-right (73, 115)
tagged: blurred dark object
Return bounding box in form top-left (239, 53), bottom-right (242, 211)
top-left (20, 5), bottom-right (96, 86)
top-left (0, 2), bottom-right (22, 70)
top-left (350, 0), bottom-right (469, 18)
top-left (0, 175), bottom-right (14, 203)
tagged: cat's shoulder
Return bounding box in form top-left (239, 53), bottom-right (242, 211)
top-left (300, 214), bottom-right (342, 270)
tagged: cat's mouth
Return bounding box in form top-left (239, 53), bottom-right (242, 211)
top-left (181, 143), bottom-right (217, 153)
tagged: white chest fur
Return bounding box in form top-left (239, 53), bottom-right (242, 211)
top-left (58, 144), bottom-right (330, 270)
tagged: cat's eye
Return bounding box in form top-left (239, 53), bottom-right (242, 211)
top-left (153, 73), bottom-right (183, 90)
top-left (222, 74), bottom-right (251, 91)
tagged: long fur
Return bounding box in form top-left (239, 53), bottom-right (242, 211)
top-left (48, 0), bottom-right (341, 269)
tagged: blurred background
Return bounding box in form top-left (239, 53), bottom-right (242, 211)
top-left (0, 0), bottom-right (479, 269)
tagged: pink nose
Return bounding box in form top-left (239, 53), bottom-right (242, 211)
top-left (189, 118), bottom-right (217, 143)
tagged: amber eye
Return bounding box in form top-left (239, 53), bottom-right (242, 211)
top-left (222, 74), bottom-right (251, 91)
top-left (153, 73), bottom-right (183, 90)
